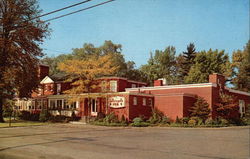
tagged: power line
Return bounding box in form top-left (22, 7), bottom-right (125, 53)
top-left (44, 0), bottom-right (115, 22)
top-left (31, 0), bottom-right (93, 20)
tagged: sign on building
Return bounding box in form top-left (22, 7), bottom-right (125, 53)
top-left (109, 96), bottom-right (125, 108)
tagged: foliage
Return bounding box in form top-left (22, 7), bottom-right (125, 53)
top-left (148, 108), bottom-right (168, 124)
top-left (188, 119), bottom-right (196, 126)
top-left (175, 116), bottom-right (181, 124)
top-left (140, 46), bottom-right (178, 85)
top-left (232, 40), bottom-right (250, 92)
top-left (19, 111), bottom-right (40, 121)
top-left (39, 109), bottom-right (51, 122)
top-left (58, 53), bottom-right (118, 104)
top-left (0, 0), bottom-right (50, 122)
top-left (131, 117), bottom-right (150, 127)
top-left (3, 99), bottom-right (14, 117)
top-left (184, 49), bottom-right (232, 84)
top-left (48, 115), bottom-right (70, 123)
top-left (189, 97), bottom-right (211, 121)
top-left (177, 43), bottom-right (197, 83)
top-left (214, 93), bottom-right (238, 120)
top-left (103, 112), bottom-right (119, 124)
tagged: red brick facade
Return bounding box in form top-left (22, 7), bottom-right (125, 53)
top-left (16, 65), bottom-right (250, 121)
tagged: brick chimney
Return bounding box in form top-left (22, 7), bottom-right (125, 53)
top-left (154, 80), bottom-right (163, 86)
top-left (38, 64), bottom-right (49, 80)
top-left (209, 73), bottom-right (225, 89)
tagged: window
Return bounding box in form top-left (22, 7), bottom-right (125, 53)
top-left (148, 98), bottom-right (153, 107)
top-left (110, 80), bottom-right (117, 92)
top-left (57, 100), bottom-right (63, 109)
top-left (143, 98), bottom-right (146, 106)
top-left (131, 84), bottom-right (137, 88)
top-left (133, 97), bottom-right (137, 105)
top-left (91, 99), bottom-right (97, 116)
top-left (239, 100), bottom-right (245, 117)
top-left (101, 81), bottom-right (107, 92)
top-left (37, 100), bottom-right (42, 109)
top-left (57, 84), bottom-right (61, 94)
top-left (49, 100), bottom-right (56, 109)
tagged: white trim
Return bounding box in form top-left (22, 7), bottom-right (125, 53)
top-left (40, 76), bottom-right (54, 84)
top-left (225, 88), bottom-right (250, 96)
top-left (127, 80), bottom-right (147, 85)
top-left (154, 93), bottom-right (196, 98)
top-left (126, 83), bottom-right (217, 92)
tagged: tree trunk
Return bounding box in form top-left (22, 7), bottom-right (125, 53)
top-left (0, 98), bottom-right (5, 122)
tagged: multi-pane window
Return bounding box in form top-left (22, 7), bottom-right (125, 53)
top-left (239, 100), bottom-right (245, 117)
top-left (143, 98), bottom-right (146, 106)
top-left (131, 84), bottom-right (137, 88)
top-left (110, 80), bottom-right (117, 92)
top-left (148, 98), bottom-right (153, 107)
top-left (133, 97), bottom-right (137, 105)
top-left (57, 100), bottom-right (63, 109)
top-left (57, 84), bottom-right (61, 94)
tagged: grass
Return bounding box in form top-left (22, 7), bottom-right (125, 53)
top-left (0, 118), bottom-right (49, 128)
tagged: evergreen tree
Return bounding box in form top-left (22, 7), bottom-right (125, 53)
top-left (189, 97), bottom-right (210, 121)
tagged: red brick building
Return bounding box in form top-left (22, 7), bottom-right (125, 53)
top-left (15, 65), bottom-right (250, 121)
top-left (126, 73), bottom-right (250, 120)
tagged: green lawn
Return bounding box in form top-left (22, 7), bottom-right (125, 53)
top-left (0, 118), bottom-right (49, 128)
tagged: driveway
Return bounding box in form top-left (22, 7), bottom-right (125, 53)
top-left (0, 124), bottom-right (249, 159)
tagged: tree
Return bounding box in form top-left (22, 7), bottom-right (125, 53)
top-left (184, 49), bottom-right (232, 84)
top-left (214, 93), bottom-right (238, 120)
top-left (0, 0), bottom-right (49, 122)
top-left (189, 96), bottom-right (211, 121)
top-left (232, 41), bottom-right (250, 92)
top-left (177, 43), bottom-right (197, 83)
top-left (140, 46), bottom-right (178, 85)
top-left (58, 54), bottom-right (118, 118)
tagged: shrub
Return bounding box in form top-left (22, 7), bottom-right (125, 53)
top-left (49, 115), bottom-right (70, 123)
top-left (181, 117), bottom-right (190, 124)
top-left (39, 109), bottom-right (51, 122)
top-left (175, 116), bottom-right (181, 124)
top-left (161, 116), bottom-right (171, 124)
top-left (188, 119), bottom-right (196, 126)
top-left (190, 117), bottom-right (203, 126)
top-left (205, 118), bottom-right (213, 125)
top-left (220, 118), bottom-right (229, 126)
top-left (148, 108), bottom-right (165, 124)
top-left (131, 117), bottom-right (150, 127)
top-left (19, 111), bottom-right (31, 120)
top-left (103, 112), bottom-right (119, 124)
top-left (189, 96), bottom-right (210, 121)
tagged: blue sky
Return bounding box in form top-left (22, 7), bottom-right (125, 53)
top-left (38, 0), bottom-right (249, 67)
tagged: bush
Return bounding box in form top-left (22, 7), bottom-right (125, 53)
top-left (103, 112), bottom-right (119, 123)
top-left (175, 116), bottom-right (181, 124)
top-left (161, 116), bottom-right (171, 124)
top-left (39, 109), bottom-right (51, 122)
top-left (181, 117), bottom-right (190, 124)
top-left (49, 115), bottom-right (70, 123)
top-left (188, 119), bottom-right (196, 126)
top-left (148, 109), bottom-right (164, 124)
top-left (131, 117), bottom-right (150, 127)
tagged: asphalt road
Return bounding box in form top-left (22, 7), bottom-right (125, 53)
top-left (0, 124), bottom-right (249, 159)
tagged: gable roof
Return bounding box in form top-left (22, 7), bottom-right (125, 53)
top-left (40, 76), bottom-right (54, 84)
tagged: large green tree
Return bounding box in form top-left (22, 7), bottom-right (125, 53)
top-left (0, 0), bottom-right (49, 122)
top-left (184, 49), bottom-right (232, 84)
top-left (42, 40), bottom-right (146, 82)
top-left (232, 41), bottom-right (250, 92)
top-left (140, 46), bottom-right (178, 85)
